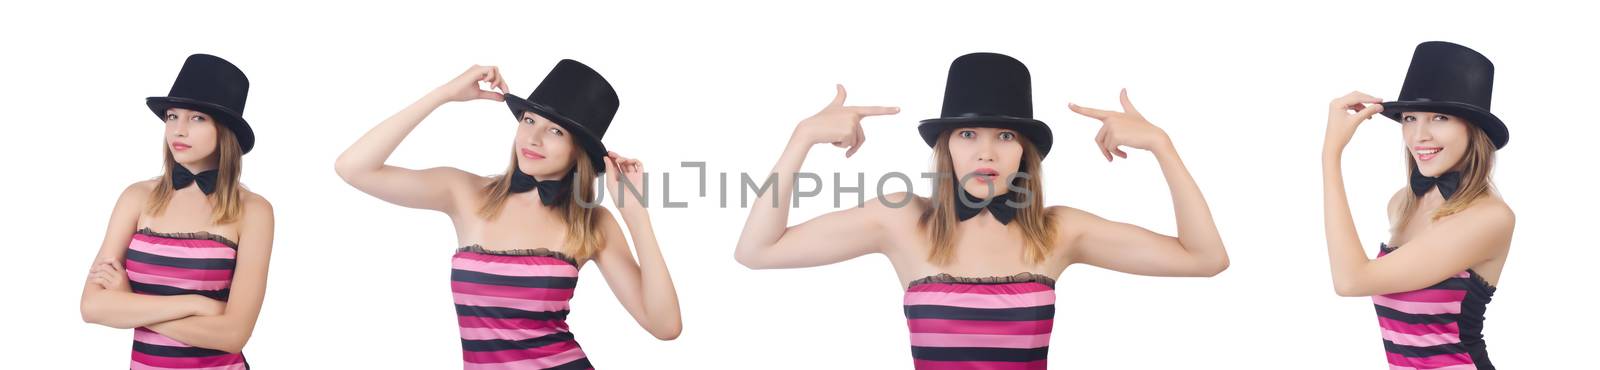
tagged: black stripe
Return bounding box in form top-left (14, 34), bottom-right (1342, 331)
top-left (125, 249), bottom-right (236, 270)
top-left (1373, 305), bottom-right (1459, 325)
top-left (456, 304), bottom-right (570, 321)
top-left (132, 341), bottom-right (234, 358)
top-left (904, 304), bottom-right (1054, 322)
top-left (910, 346), bottom-right (1049, 362)
top-left (461, 331), bottom-right (575, 352)
top-left (546, 357), bottom-right (593, 370)
top-left (129, 281), bottom-right (230, 301)
top-left (451, 269), bottom-right (578, 289)
top-left (1383, 339), bottom-right (1469, 358)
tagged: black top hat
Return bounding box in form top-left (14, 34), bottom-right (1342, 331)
top-left (1381, 41), bottom-right (1508, 149)
top-left (505, 59), bottom-right (619, 173)
top-left (146, 54), bottom-right (255, 154)
top-left (918, 52), bottom-right (1054, 157)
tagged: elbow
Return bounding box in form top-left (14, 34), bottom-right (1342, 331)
top-left (1333, 281), bottom-right (1367, 297)
top-left (332, 158), bottom-right (359, 184)
top-left (733, 248), bottom-right (766, 270)
top-left (212, 330), bottom-right (252, 354)
top-left (1203, 255), bottom-right (1230, 277)
top-left (650, 322), bottom-right (682, 341)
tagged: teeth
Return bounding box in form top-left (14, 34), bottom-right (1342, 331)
top-left (1416, 148), bottom-right (1441, 155)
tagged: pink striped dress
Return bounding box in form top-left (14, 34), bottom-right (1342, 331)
top-left (903, 273), bottom-right (1056, 370)
top-left (452, 245), bottom-right (593, 370)
top-left (124, 228), bottom-right (248, 370)
top-left (1373, 244), bottom-right (1496, 370)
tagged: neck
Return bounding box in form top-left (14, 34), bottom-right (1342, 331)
top-left (178, 161), bottom-right (217, 174)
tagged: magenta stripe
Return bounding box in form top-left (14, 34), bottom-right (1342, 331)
top-left (1381, 288), bottom-right (1468, 303)
top-left (451, 281), bottom-right (575, 300)
top-left (129, 238), bottom-right (237, 259)
top-left (127, 270), bottom-right (231, 291)
top-left (131, 351), bottom-right (245, 368)
top-left (1377, 317), bottom-right (1460, 336)
top-left (909, 332), bottom-right (1050, 349)
top-left (462, 341), bottom-right (581, 364)
top-left (911, 359), bottom-right (1047, 370)
top-left (459, 326), bottom-right (568, 341)
top-left (903, 290), bottom-right (1054, 309)
top-left (1373, 295), bottom-right (1463, 315)
top-left (458, 315), bottom-right (570, 331)
top-left (453, 252), bottom-right (574, 266)
top-left (1386, 351), bottom-right (1473, 368)
top-left (452, 257), bottom-right (578, 278)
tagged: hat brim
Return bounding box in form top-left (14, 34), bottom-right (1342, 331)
top-left (146, 96), bottom-right (255, 154)
top-left (918, 116), bottom-right (1054, 157)
top-left (505, 94), bottom-right (609, 173)
top-left (1380, 100), bottom-right (1508, 149)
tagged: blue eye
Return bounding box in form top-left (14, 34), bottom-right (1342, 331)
top-left (999, 132), bottom-right (1016, 141)
top-left (1402, 115), bottom-right (1417, 123)
top-left (191, 115), bottom-right (207, 122)
top-left (958, 130), bottom-right (975, 139)
top-left (166, 114), bottom-right (179, 121)
top-left (522, 117), bottom-right (535, 125)
top-left (1433, 114), bottom-right (1449, 121)
top-left (549, 127), bottom-right (564, 136)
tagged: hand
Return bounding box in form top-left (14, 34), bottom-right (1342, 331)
top-left (792, 85), bottom-right (899, 157)
top-left (87, 259), bottom-right (130, 292)
top-left (604, 151), bottom-right (646, 209)
top-left (1325, 91), bottom-right (1385, 154)
top-left (1069, 89), bottom-right (1170, 161)
top-left (433, 65), bottom-right (510, 103)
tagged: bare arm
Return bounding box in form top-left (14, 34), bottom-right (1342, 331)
top-left (81, 182), bottom-right (223, 329)
top-left (334, 65), bottom-right (509, 212)
top-left (733, 85), bottom-right (901, 269)
top-left (592, 153), bottom-right (681, 340)
top-left (1321, 92), bottom-right (1514, 297)
top-left (1064, 90), bottom-right (1229, 277)
top-left (144, 196), bottom-right (275, 353)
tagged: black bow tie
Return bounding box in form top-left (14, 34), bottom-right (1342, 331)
top-left (955, 189), bottom-right (1019, 225)
top-left (1410, 169), bottom-right (1462, 200)
top-left (171, 166), bottom-right (218, 195)
top-left (510, 169), bottom-right (572, 206)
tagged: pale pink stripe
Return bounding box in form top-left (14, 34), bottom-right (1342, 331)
top-left (1374, 295), bottom-right (1462, 315)
top-left (909, 332), bottom-right (1051, 349)
top-left (127, 270), bottom-right (231, 291)
top-left (453, 258), bottom-right (578, 277)
top-left (903, 290), bottom-right (1055, 309)
top-left (458, 326), bottom-right (567, 341)
top-left (464, 346), bottom-right (587, 370)
top-left (1380, 327), bottom-right (1461, 347)
top-left (133, 329), bottom-right (191, 347)
top-left (130, 238), bottom-right (236, 259)
top-left (131, 360), bottom-right (246, 370)
top-left (454, 293), bottom-right (570, 312)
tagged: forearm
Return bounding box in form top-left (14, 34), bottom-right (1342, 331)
top-left (1152, 141), bottom-right (1228, 265)
top-left (81, 290), bottom-right (201, 329)
top-left (734, 136), bottom-right (812, 263)
top-left (146, 312), bottom-right (255, 353)
top-left (618, 210), bottom-right (682, 338)
top-left (1320, 152), bottom-right (1371, 292)
top-left (335, 92), bottom-right (449, 177)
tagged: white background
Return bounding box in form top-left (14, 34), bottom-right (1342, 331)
top-left (3, 1), bottom-right (1596, 368)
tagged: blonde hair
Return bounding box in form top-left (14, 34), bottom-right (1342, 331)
top-left (477, 150), bottom-right (605, 261)
top-left (145, 122), bottom-right (245, 225)
top-left (918, 130), bottom-right (1057, 265)
top-left (1394, 123), bottom-right (1497, 231)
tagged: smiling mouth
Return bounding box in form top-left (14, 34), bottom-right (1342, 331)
top-left (1415, 147), bottom-right (1442, 161)
top-left (171, 143), bottom-right (191, 151)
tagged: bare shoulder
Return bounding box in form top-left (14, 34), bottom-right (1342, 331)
top-left (1452, 195), bottom-right (1515, 227)
top-left (1046, 205), bottom-right (1098, 240)
top-left (120, 179), bottom-right (159, 202)
top-left (239, 189), bottom-right (275, 219)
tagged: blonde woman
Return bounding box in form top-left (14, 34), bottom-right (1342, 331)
top-left (336, 61), bottom-right (680, 369)
top-left (735, 52), bottom-right (1228, 369)
top-left (80, 54), bottom-right (275, 370)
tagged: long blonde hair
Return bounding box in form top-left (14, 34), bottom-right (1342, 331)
top-left (1394, 124), bottom-right (1497, 232)
top-left (477, 150), bottom-right (605, 261)
top-left (145, 123), bottom-right (245, 225)
top-left (918, 130), bottom-right (1057, 265)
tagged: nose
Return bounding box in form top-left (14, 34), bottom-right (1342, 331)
top-left (975, 137), bottom-right (996, 162)
top-left (1408, 120), bottom-right (1433, 143)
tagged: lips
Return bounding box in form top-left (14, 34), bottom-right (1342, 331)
top-left (520, 148), bottom-right (545, 160)
top-left (1413, 146), bottom-right (1442, 162)
top-left (171, 142), bottom-right (191, 151)
top-left (972, 168), bottom-right (999, 183)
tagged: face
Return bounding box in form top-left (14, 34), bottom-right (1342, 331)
top-left (163, 108), bottom-right (220, 167)
top-left (1400, 111), bottom-right (1472, 177)
top-left (946, 127), bottom-right (1024, 198)
top-left (514, 111), bottom-right (578, 179)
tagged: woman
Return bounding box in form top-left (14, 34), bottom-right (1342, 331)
top-left (1322, 41), bottom-right (1515, 369)
top-left (335, 61), bottom-right (681, 369)
top-left (79, 54), bottom-right (275, 370)
top-left (734, 52), bottom-right (1229, 369)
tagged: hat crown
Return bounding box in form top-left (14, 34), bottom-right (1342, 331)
top-left (523, 59), bottom-right (619, 139)
top-left (167, 54), bottom-right (250, 116)
top-left (939, 52), bottom-right (1034, 120)
top-left (1398, 41), bottom-right (1494, 110)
